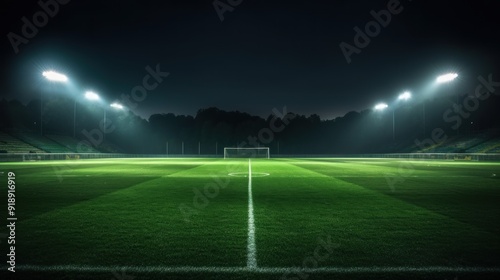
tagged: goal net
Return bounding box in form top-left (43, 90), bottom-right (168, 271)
top-left (224, 147), bottom-right (270, 159)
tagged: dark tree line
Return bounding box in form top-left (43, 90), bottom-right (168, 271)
top-left (1, 92), bottom-right (500, 154)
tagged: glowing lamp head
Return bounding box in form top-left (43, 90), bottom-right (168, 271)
top-left (42, 71), bottom-right (68, 82)
top-left (374, 103), bottom-right (388, 110)
top-left (85, 91), bottom-right (100, 100)
top-left (398, 91), bottom-right (411, 101)
top-left (110, 103), bottom-right (124, 110)
top-left (436, 73), bottom-right (458, 83)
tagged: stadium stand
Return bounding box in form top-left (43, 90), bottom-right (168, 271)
top-left (0, 131), bottom-right (45, 153)
top-left (46, 134), bottom-right (101, 153)
top-left (11, 132), bottom-right (74, 153)
top-left (412, 134), bottom-right (491, 153)
top-left (489, 145), bottom-right (500, 153)
top-left (466, 139), bottom-right (500, 153)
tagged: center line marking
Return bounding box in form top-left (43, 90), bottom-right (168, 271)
top-left (247, 159), bottom-right (257, 269)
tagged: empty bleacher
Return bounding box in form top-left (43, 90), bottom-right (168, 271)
top-left (1, 131), bottom-right (124, 154)
top-left (12, 132), bottom-right (73, 153)
top-left (46, 134), bottom-right (101, 153)
top-left (412, 133), bottom-right (500, 154)
top-left (0, 131), bottom-right (45, 153)
top-left (489, 145), bottom-right (500, 153)
top-left (466, 139), bottom-right (499, 153)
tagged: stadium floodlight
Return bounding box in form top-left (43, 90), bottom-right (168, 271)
top-left (110, 103), bottom-right (124, 109)
top-left (393, 92), bottom-right (411, 141)
top-left (374, 103), bottom-right (388, 110)
top-left (42, 71), bottom-right (68, 82)
top-left (436, 73), bottom-right (458, 83)
top-left (41, 70), bottom-right (69, 136)
top-left (85, 91), bottom-right (100, 101)
top-left (398, 91), bottom-right (411, 101)
top-left (224, 147), bottom-right (270, 159)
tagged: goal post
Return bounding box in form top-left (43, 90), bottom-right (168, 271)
top-left (224, 147), bottom-right (270, 159)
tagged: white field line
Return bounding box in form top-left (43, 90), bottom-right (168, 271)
top-left (14, 160), bottom-right (500, 275)
top-left (13, 265), bottom-right (500, 274)
top-left (247, 159), bottom-right (257, 269)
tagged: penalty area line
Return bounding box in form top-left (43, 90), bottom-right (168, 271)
top-left (12, 265), bottom-right (500, 274)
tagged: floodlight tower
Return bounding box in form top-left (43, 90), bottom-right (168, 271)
top-left (374, 103), bottom-right (391, 140)
top-left (42, 71), bottom-right (68, 135)
top-left (108, 103), bottom-right (124, 133)
top-left (374, 103), bottom-right (388, 111)
top-left (436, 72), bottom-right (459, 135)
top-left (42, 71), bottom-right (68, 82)
top-left (74, 91), bottom-right (101, 138)
top-left (436, 73), bottom-right (458, 84)
top-left (106, 103), bottom-right (125, 141)
top-left (422, 73), bottom-right (458, 135)
top-left (394, 91), bottom-right (411, 140)
top-left (84, 90), bottom-right (103, 127)
top-left (84, 91), bottom-right (100, 101)
top-left (109, 103), bottom-right (125, 131)
top-left (110, 103), bottom-right (124, 109)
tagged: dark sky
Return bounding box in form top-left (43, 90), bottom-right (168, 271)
top-left (1, 0), bottom-right (499, 120)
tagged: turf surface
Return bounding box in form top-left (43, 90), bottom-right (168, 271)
top-left (1, 158), bottom-right (499, 279)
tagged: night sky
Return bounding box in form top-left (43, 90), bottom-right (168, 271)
top-left (1, 0), bottom-right (499, 120)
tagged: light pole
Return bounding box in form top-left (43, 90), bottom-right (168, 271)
top-left (422, 101), bottom-right (426, 136)
top-left (74, 91), bottom-right (101, 139)
top-left (73, 99), bottom-right (77, 138)
top-left (42, 71), bottom-right (68, 135)
top-left (394, 91), bottom-right (411, 141)
top-left (374, 103), bottom-right (389, 137)
top-left (84, 90), bottom-right (102, 136)
top-left (109, 103), bottom-right (124, 130)
top-left (108, 103), bottom-right (125, 142)
top-left (422, 73), bottom-right (459, 136)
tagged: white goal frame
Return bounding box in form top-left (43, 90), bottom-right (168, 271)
top-left (224, 147), bottom-right (270, 159)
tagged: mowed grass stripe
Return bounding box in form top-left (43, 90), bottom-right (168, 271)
top-left (14, 159), bottom-right (249, 267)
top-left (289, 158), bottom-right (500, 178)
top-left (292, 158), bottom-right (500, 235)
top-left (9, 159), bottom-right (213, 221)
top-left (251, 159), bottom-right (500, 267)
top-left (278, 158), bottom-right (463, 179)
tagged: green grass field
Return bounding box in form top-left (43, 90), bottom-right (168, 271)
top-left (1, 158), bottom-right (500, 280)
